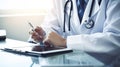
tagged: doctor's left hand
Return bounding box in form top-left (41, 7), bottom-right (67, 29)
top-left (44, 32), bottom-right (67, 48)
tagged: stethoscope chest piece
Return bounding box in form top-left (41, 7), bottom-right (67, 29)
top-left (84, 18), bottom-right (94, 29)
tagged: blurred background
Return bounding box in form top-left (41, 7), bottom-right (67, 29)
top-left (0, 0), bottom-right (53, 41)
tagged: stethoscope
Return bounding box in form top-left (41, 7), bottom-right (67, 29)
top-left (63, 0), bottom-right (96, 33)
top-left (84, 0), bottom-right (95, 29)
top-left (63, 0), bottom-right (73, 32)
top-left (84, 0), bottom-right (101, 29)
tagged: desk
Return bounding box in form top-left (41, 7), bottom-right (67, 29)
top-left (0, 39), bottom-right (105, 67)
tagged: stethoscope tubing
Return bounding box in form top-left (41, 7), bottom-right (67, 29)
top-left (89, 0), bottom-right (94, 17)
top-left (63, 0), bottom-right (102, 32)
top-left (63, 0), bottom-right (73, 32)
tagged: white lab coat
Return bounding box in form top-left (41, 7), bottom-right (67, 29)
top-left (41, 0), bottom-right (120, 64)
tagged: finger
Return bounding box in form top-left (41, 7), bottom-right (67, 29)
top-left (32, 32), bottom-right (42, 42)
top-left (44, 40), bottom-right (54, 48)
top-left (43, 36), bottom-right (54, 48)
top-left (35, 26), bottom-right (45, 36)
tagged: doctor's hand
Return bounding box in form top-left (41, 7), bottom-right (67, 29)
top-left (30, 26), bottom-right (45, 42)
top-left (44, 32), bottom-right (67, 47)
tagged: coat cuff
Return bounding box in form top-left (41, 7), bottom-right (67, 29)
top-left (66, 35), bottom-right (85, 51)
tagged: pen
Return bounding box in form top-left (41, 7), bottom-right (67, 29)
top-left (28, 22), bottom-right (35, 31)
top-left (28, 22), bottom-right (45, 51)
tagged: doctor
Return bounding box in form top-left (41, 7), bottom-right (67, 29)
top-left (30, 0), bottom-right (120, 65)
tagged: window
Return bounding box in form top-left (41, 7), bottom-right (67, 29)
top-left (0, 0), bottom-right (53, 16)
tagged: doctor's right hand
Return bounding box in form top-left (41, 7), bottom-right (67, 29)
top-left (30, 26), bottom-right (45, 42)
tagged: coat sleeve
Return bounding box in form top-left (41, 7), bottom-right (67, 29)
top-left (41, 0), bottom-right (64, 35)
top-left (67, 0), bottom-right (120, 54)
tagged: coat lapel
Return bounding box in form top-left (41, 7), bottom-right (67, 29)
top-left (81, 0), bottom-right (101, 24)
top-left (91, 0), bottom-right (100, 17)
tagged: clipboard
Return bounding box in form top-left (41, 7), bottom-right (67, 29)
top-left (0, 46), bottom-right (73, 57)
top-left (0, 30), bottom-right (6, 41)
